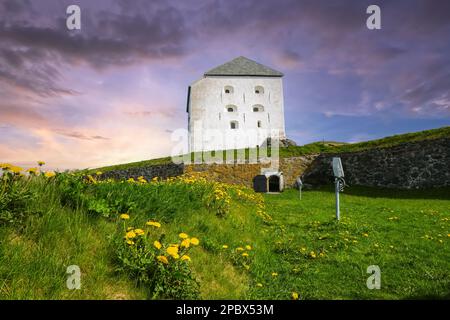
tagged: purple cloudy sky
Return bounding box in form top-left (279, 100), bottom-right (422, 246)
top-left (0, 0), bottom-right (449, 170)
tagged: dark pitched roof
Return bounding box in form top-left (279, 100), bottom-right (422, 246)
top-left (204, 56), bottom-right (283, 77)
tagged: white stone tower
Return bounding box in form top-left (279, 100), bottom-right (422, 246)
top-left (186, 56), bottom-right (286, 152)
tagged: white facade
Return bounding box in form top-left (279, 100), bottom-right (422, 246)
top-left (187, 58), bottom-right (286, 152)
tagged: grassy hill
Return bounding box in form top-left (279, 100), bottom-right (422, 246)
top-left (1, 170), bottom-right (449, 299)
top-left (91, 126), bottom-right (450, 173)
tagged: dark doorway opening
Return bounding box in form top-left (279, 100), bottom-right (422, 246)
top-left (268, 175), bottom-right (280, 192)
top-left (253, 175), bottom-right (267, 193)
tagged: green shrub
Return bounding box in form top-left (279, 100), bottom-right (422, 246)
top-left (0, 169), bottom-right (37, 225)
top-left (115, 218), bottom-right (200, 299)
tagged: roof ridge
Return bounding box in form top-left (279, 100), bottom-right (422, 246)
top-left (204, 56), bottom-right (283, 77)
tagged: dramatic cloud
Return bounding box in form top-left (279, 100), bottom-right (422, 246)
top-left (0, 0), bottom-right (449, 170)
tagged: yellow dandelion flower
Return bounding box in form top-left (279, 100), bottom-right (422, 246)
top-left (125, 231), bottom-right (136, 239)
top-left (362, 233), bottom-right (369, 237)
top-left (166, 245), bottom-right (179, 258)
top-left (245, 245), bottom-right (252, 250)
top-left (236, 247), bottom-right (244, 251)
top-left (190, 237), bottom-right (199, 246)
top-left (11, 166), bottom-right (23, 174)
top-left (134, 228), bottom-right (145, 236)
top-left (44, 171), bottom-right (56, 178)
top-left (181, 238), bottom-right (190, 248)
top-left (292, 292), bottom-right (299, 300)
top-left (157, 255), bottom-right (169, 264)
top-left (120, 214), bottom-right (130, 220)
top-left (310, 251), bottom-right (317, 258)
top-left (181, 255), bottom-right (191, 262)
top-left (126, 240), bottom-right (134, 245)
top-left (127, 178), bottom-right (135, 183)
top-left (222, 245), bottom-right (229, 249)
top-left (146, 220), bottom-right (161, 228)
top-left (153, 241), bottom-right (162, 249)
top-left (37, 161), bottom-right (45, 166)
top-left (242, 252), bottom-right (249, 257)
top-left (271, 272), bottom-right (278, 277)
top-left (256, 283), bottom-right (263, 287)
top-left (0, 163), bottom-right (12, 170)
top-left (26, 167), bottom-right (38, 174)
top-left (179, 232), bottom-right (189, 239)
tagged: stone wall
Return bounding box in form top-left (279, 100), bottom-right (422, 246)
top-left (184, 163), bottom-right (264, 188)
top-left (302, 138), bottom-right (450, 189)
top-left (184, 154), bottom-right (319, 188)
top-left (279, 155), bottom-right (319, 187)
top-left (99, 137), bottom-right (450, 189)
top-left (100, 163), bottom-right (184, 181)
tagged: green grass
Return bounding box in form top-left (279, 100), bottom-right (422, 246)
top-left (0, 178), bottom-right (147, 299)
top-left (253, 187), bottom-right (450, 299)
top-left (91, 126), bottom-right (450, 173)
top-left (89, 156), bottom-right (173, 173)
top-left (1, 172), bottom-right (449, 299)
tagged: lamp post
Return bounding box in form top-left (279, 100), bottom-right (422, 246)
top-left (296, 177), bottom-right (303, 200)
top-left (332, 157), bottom-right (345, 221)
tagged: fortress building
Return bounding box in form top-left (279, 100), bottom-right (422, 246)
top-left (186, 56), bottom-right (286, 152)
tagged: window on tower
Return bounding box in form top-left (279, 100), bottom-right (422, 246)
top-left (255, 86), bottom-right (264, 94)
top-left (230, 121), bottom-right (238, 129)
top-left (224, 86), bottom-right (233, 94)
top-left (226, 105), bottom-right (237, 112)
top-left (252, 104), bottom-right (264, 112)
top-left (257, 120), bottom-right (262, 128)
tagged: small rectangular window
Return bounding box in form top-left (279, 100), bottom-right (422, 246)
top-left (257, 120), bottom-right (262, 128)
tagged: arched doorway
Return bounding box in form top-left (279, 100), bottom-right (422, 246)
top-left (253, 175), bottom-right (267, 193)
top-left (268, 175), bottom-right (280, 192)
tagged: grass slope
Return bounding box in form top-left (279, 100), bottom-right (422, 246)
top-left (0, 178), bottom-right (147, 299)
top-left (91, 126), bottom-right (450, 173)
top-left (258, 187), bottom-right (450, 299)
top-left (1, 175), bottom-right (448, 299)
